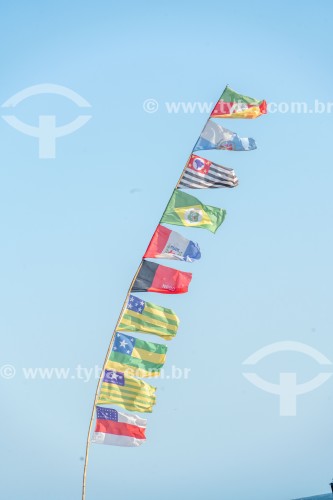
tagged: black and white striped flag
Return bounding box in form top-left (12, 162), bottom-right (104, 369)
top-left (178, 154), bottom-right (238, 189)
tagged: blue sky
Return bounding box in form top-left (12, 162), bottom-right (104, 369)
top-left (1, 1), bottom-right (333, 499)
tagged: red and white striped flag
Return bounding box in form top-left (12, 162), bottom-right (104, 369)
top-left (92, 406), bottom-right (147, 447)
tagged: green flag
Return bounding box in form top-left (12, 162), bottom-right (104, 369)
top-left (98, 369), bottom-right (156, 413)
top-left (106, 332), bottom-right (167, 378)
top-left (161, 190), bottom-right (226, 233)
top-left (118, 294), bottom-right (179, 340)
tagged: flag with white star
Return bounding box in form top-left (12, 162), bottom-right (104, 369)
top-left (92, 406), bottom-right (147, 447)
top-left (118, 294), bottom-right (179, 340)
top-left (107, 332), bottom-right (167, 378)
top-left (98, 369), bottom-right (156, 413)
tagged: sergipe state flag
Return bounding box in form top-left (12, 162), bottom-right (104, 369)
top-left (107, 332), bottom-right (167, 377)
top-left (132, 260), bottom-right (192, 294)
top-left (144, 225), bottom-right (201, 262)
top-left (92, 406), bottom-right (147, 447)
top-left (193, 119), bottom-right (257, 152)
top-left (211, 85), bottom-right (267, 119)
top-left (97, 369), bottom-right (156, 413)
top-left (178, 154), bottom-right (238, 189)
top-left (118, 294), bottom-right (179, 340)
top-left (161, 190), bottom-right (226, 234)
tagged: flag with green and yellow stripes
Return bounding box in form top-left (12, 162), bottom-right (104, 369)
top-left (118, 294), bottom-right (179, 340)
top-left (106, 332), bottom-right (167, 378)
top-left (97, 369), bottom-right (156, 413)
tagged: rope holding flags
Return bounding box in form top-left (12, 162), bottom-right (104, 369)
top-left (82, 85), bottom-right (267, 500)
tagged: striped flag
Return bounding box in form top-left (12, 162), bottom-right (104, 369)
top-left (106, 332), bottom-right (167, 377)
top-left (92, 406), bottom-right (147, 447)
top-left (97, 369), bottom-right (156, 413)
top-left (118, 294), bottom-right (179, 340)
top-left (178, 154), bottom-right (238, 189)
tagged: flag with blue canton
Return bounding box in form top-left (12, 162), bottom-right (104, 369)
top-left (128, 295), bottom-right (145, 314)
top-left (92, 406), bottom-right (147, 447)
top-left (103, 370), bottom-right (125, 386)
top-left (107, 332), bottom-right (168, 378)
top-left (113, 332), bottom-right (135, 355)
top-left (98, 369), bottom-right (156, 412)
top-left (118, 294), bottom-right (179, 340)
top-left (96, 407), bottom-right (118, 421)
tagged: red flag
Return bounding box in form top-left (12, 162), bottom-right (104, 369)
top-left (132, 260), bottom-right (192, 294)
top-left (144, 225), bottom-right (201, 262)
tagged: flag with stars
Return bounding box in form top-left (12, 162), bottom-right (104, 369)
top-left (118, 294), bottom-right (179, 340)
top-left (92, 406), bottom-right (147, 447)
top-left (107, 332), bottom-right (167, 378)
top-left (97, 369), bottom-right (156, 413)
top-left (178, 154), bottom-right (238, 190)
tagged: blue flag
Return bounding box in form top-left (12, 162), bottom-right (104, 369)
top-left (194, 119), bottom-right (256, 152)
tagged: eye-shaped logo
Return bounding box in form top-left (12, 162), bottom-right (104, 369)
top-left (1, 84), bottom-right (92, 159)
top-left (242, 341), bottom-right (332, 416)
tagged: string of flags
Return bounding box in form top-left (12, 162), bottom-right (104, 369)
top-left (83, 85), bottom-right (267, 494)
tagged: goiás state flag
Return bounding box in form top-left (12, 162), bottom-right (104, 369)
top-left (118, 294), bottom-right (179, 340)
top-left (194, 119), bottom-right (256, 152)
top-left (144, 225), bottom-right (201, 262)
top-left (132, 260), bottom-right (192, 294)
top-left (97, 369), bottom-right (156, 413)
top-left (92, 406), bottom-right (147, 447)
top-left (107, 332), bottom-right (167, 378)
top-left (161, 190), bottom-right (226, 234)
top-left (211, 85), bottom-right (267, 119)
top-left (178, 154), bottom-right (238, 189)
